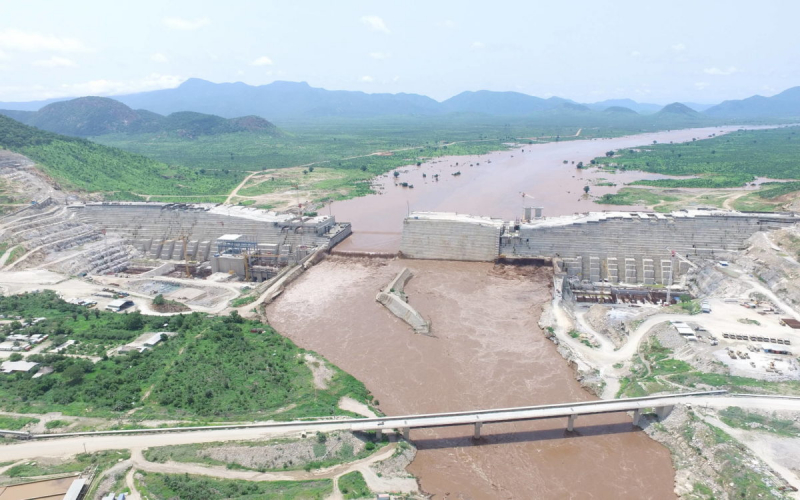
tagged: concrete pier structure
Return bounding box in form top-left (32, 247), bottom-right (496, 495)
top-left (375, 267), bottom-right (431, 334)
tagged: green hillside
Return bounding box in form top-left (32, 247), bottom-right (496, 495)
top-left (0, 96), bottom-right (281, 138)
top-left (0, 114), bottom-right (243, 196)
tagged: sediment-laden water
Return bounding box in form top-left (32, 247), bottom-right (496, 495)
top-left (267, 258), bottom-right (676, 499)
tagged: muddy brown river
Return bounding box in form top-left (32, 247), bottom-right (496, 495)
top-left (267, 258), bottom-right (676, 499)
top-left (330, 125), bottom-right (774, 252)
top-left (270, 126), bottom-right (783, 497)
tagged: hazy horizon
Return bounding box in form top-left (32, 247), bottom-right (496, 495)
top-left (1, 0), bottom-right (798, 104)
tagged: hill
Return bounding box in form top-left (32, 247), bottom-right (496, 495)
top-left (705, 86), bottom-right (800, 119)
top-left (603, 106), bottom-right (638, 115)
top-left (588, 99), bottom-right (662, 114)
top-left (115, 79), bottom-right (442, 120)
top-left (0, 96), bottom-right (280, 138)
top-left (439, 90), bottom-right (574, 115)
top-left (0, 114), bottom-right (239, 195)
top-left (657, 102), bottom-right (701, 117)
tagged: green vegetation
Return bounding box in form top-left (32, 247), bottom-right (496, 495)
top-left (596, 188), bottom-right (679, 211)
top-left (0, 291), bottom-right (370, 420)
top-left (0, 114), bottom-right (244, 196)
top-left (143, 432), bottom-right (377, 472)
top-left (337, 471), bottom-right (371, 499)
top-left (4, 450), bottom-right (129, 477)
top-left (136, 471), bottom-right (331, 500)
top-left (737, 318), bottom-right (761, 326)
top-left (5, 246), bottom-right (26, 265)
top-left (44, 419), bottom-right (69, 429)
top-left (720, 406), bottom-right (800, 437)
top-left (230, 294), bottom-right (257, 307)
top-left (595, 127), bottom-right (800, 187)
top-left (0, 414), bottom-right (39, 430)
top-left (618, 337), bottom-right (800, 397)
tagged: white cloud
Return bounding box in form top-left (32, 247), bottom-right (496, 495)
top-left (60, 73), bottom-right (184, 97)
top-left (162, 17), bottom-right (210, 31)
top-left (151, 53), bottom-right (168, 63)
top-left (360, 15), bottom-right (390, 34)
top-left (251, 56), bottom-right (273, 66)
top-left (671, 43), bottom-right (686, 51)
top-left (369, 51), bottom-right (390, 60)
top-left (703, 66), bottom-right (739, 76)
top-left (695, 81), bottom-right (710, 90)
top-left (0, 29), bottom-right (89, 52)
top-left (32, 56), bottom-right (77, 68)
top-left (361, 75), bottom-right (374, 83)
top-left (630, 50), bottom-right (641, 57)
top-left (441, 19), bottom-right (456, 28)
top-left (471, 41), bottom-right (485, 50)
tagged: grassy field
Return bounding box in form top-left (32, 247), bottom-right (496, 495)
top-left (0, 415), bottom-right (39, 430)
top-left (338, 471), bottom-right (371, 499)
top-left (0, 291), bottom-right (372, 420)
top-left (136, 471), bottom-right (331, 500)
top-left (719, 406), bottom-right (800, 437)
top-left (594, 126), bottom-right (800, 187)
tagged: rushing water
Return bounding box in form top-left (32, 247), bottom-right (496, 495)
top-left (267, 259), bottom-right (676, 499)
top-left (330, 125), bottom-right (774, 252)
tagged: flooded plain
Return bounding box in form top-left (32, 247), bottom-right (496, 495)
top-left (267, 258), bottom-right (676, 499)
top-left (330, 125), bottom-right (774, 252)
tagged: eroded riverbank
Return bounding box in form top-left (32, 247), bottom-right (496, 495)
top-left (265, 257), bottom-right (676, 499)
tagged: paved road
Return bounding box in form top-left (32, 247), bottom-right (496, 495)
top-left (1, 391), bottom-right (730, 461)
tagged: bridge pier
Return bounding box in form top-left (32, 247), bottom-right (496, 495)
top-left (402, 427), bottom-right (410, 440)
top-left (473, 422), bottom-right (482, 439)
top-left (632, 409), bottom-right (642, 427)
top-left (376, 428), bottom-right (383, 441)
top-left (567, 415), bottom-right (576, 432)
top-left (656, 405), bottom-right (674, 420)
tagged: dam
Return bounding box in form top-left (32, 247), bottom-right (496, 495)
top-left (401, 209), bottom-right (798, 284)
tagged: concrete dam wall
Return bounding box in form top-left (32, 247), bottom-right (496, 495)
top-left (68, 202), bottom-right (352, 260)
top-left (400, 210), bottom-right (798, 284)
top-left (401, 213), bottom-right (503, 261)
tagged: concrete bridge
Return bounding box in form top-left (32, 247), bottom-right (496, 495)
top-left (1, 391), bottom-right (726, 442)
top-left (349, 390), bottom-right (726, 440)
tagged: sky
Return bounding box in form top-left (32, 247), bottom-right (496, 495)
top-left (0, 0), bottom-right (798, 104)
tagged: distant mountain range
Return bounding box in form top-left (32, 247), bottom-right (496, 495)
top-left (704, 86), bottom-right (800, 118)
top-left (1, 79), bottom-right (799, 126)
top-left (0, 96), bottom-right (279, 137)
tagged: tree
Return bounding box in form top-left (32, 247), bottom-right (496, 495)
top-left (393, 171), bottom-right (399, 178)
top-left (606, 151), bottom-right (614, 157)
top-left (583, 185), bottom-right (590, 194)
top-left (308, 166), bottom-right (314, 172)
top-left (153, 294), bottom-right (166, 306)
top-left (123, 311), bottom-right (144, 331)
top-left (9, 352), bottom-right (22, 362)
top-left (360, 166), bottom-right (367, 172)
top-left (63, 364), bottom-right (85, 385)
